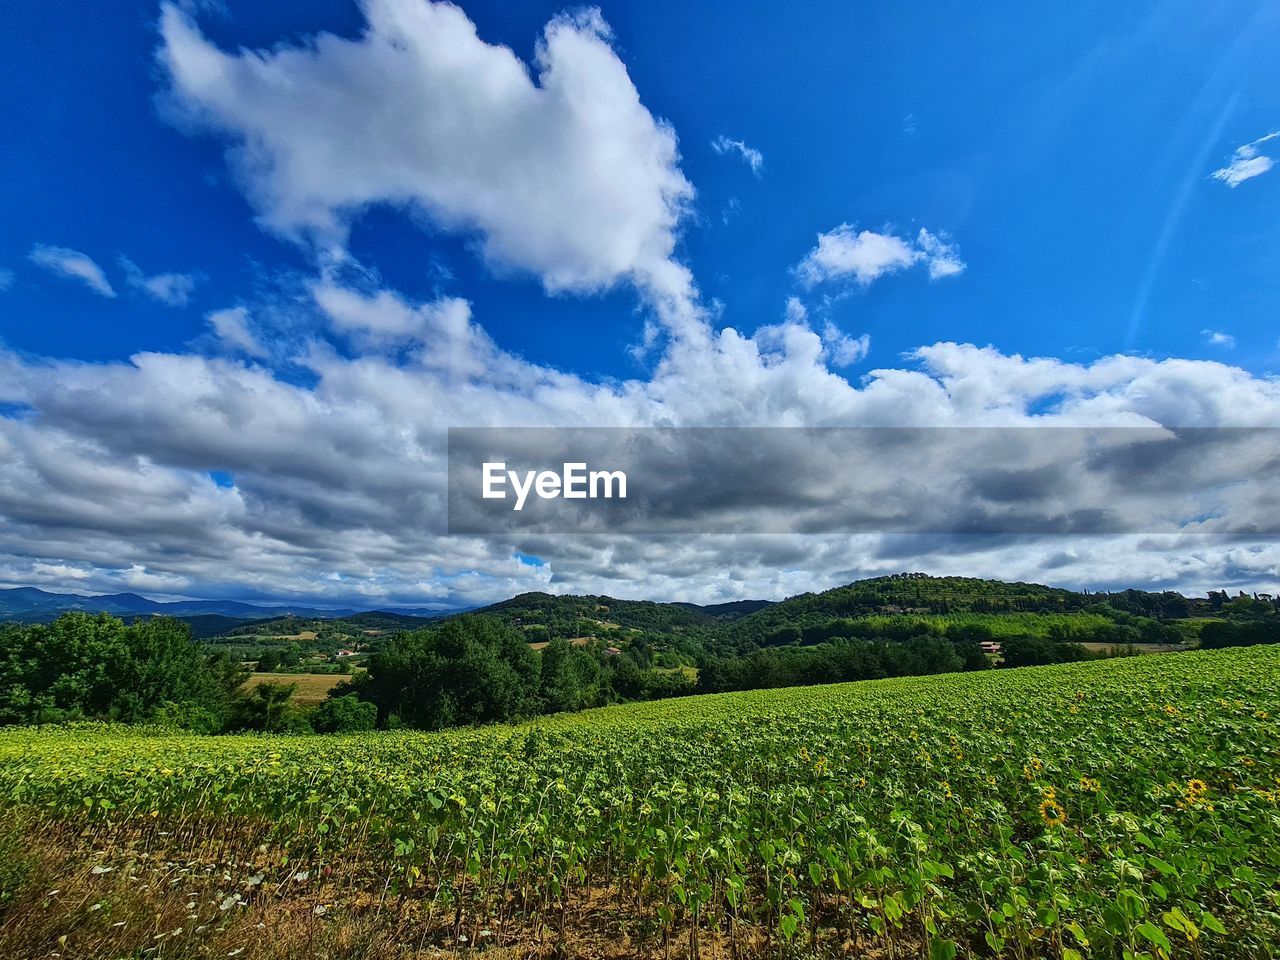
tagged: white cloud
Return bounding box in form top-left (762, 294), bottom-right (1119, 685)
top-left (796, 225), bottom-right (965, 287)
top-left (120, 257), bottom-right (198, 306)
top-left (782, 298), bottom-right (868, 366)
top-left (915, 229), bottom-right (966, 279)
top-left (1211, 131), bottom-right (1278, 187)
top-left (5, 300), bottom-right (1280, 606)
top-left (783, 296), bottom-right (807, 324)
top-left (711, 135), bottom-right (764, 176)
top-left (1202, 329), bottom-right (1235, 349)
top-left (28, 245), bottom-right (116, 297)
top-left (0, 269), bottom-right (13, 291)
top-left (207, 307), bottom-right (267, 358)
top-left (821, 323), bottom-right (870, 366)
top-left (158, 0), bottom-right (702, 335)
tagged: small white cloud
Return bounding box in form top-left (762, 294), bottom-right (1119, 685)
top-left (208, 306), bottom-right (267, 357)
top-left (1211, 131), bottom-right (1278, 187)
top-left (1201, 329), bottom-right (1235, 349)
top-left (821, 322), bottom-right (870, 366)
top-left (711, 135), bottom-right (764, 177)
top-left (783, 296), bottom-right (807, 324)
top-left (915, 229), bottom-right (966, 279)
top-left (120, 257), bottom-right (198, 306)
top-left (314, 283), bottom-right (474, 348)
top-left (796, 224), bottom-right (965, 287)
top-left (28, 245), bottom-right (116, 297)
top-left (0, 268), bottom-right (13, 291)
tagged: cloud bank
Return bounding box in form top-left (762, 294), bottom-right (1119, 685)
top-left (3, 274), bottom-right (1280, 608)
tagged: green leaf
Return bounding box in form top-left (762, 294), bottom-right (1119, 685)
top-left (1199, 911), bottom-right (1227, 935)
top-left (1136, 921), bottom-right (1172, 953)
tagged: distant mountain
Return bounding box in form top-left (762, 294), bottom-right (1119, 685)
top-left (0, 587), bottom-right (443, 624)
top-left (155, 614), bottom-right (259, 640)
top-left (3, 575), bottom-right (1213, 641)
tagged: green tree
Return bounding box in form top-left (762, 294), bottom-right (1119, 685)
top-left (232, 682), bottom-right (310, 733)
top-left (539, 638), bottom-right (603, 713)
top-left (0, 614), bottom-right (243, 729)
top-left (354, 616), bottom-right (541, 729)
top-left (310, 693), bottom-right (378, 733)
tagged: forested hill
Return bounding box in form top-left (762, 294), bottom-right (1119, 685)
top-left (718, 573), bottom-right (1219, 646)
top-left (462, 575), bottom-right (1226, 648)
top-left (472, 592), bottom-right (748, 639)
top-left (737, 574), bottom-right (1084, 629)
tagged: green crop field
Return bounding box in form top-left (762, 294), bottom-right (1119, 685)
top-left (2, 646), bottom-right (1278, 959)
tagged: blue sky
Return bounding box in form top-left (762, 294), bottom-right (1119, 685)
top-left (1, 0), bottom-right (1279, 607)
top-left (4, 0), bottom-right (1278, 373)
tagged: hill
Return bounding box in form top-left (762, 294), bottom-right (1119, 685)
top-left (219, 610), bottom-right (444, 639)
top-left (473, 591), bottom-right (715, 637)
top-left (723, 573), bottom-right (1085, 640)
top-left (670, 598), bottom-right (774, 619)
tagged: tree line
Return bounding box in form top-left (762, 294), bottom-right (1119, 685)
top-left (0, 613), bottom-right (696, 733)
top-left (5, 597), bottom-right (1278, 734)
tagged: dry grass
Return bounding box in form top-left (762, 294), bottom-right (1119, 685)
top-left (0, 816), bottom-right (821, 960)
top-left (1077, 642), bottom-right (1186, 655)
top-left (242, 673), bottom-right (351, 705)
top-left (526, 638), bottom-right (592, 652)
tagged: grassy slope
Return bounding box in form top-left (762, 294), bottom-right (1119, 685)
top-left (2, 647), bottom-right (1279, 958)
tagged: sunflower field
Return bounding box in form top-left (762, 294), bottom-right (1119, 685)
top-left (1, 645), bottom-right (1278, 958)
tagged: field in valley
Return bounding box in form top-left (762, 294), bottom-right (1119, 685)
top-left (1, 646), bottom-right (1278, 959)
top-left (242, 672), bottom-right (354, 705)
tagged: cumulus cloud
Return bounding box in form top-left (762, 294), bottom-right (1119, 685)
top-left (28, 245), bottom-right (116, 297)
top-left (157, 0), bottom-right (702, 334)
top-left (207, 307), bottom-right (268, 358)
top-left (120, 257), bottom-right (198, 306)
top-left (711, 135), bottom-right (764, 176)
top-left (796, 225), bottom-right (965, 287)
top-left (5, 274), bottom-right (1280, 606)
top-left (1211, 131), bottom-right (1278, 187)
top-left (1202, 329), bottom-right (1235, 349)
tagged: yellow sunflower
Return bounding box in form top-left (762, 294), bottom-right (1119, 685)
top-left (1039, 798), bottom-right (1066, 828)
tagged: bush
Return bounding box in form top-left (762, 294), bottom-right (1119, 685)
top-left (310, 694), bottom-right (377, 733)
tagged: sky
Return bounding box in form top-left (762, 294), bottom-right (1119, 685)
top-left (1, 0), bottom-right (1279, 608)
